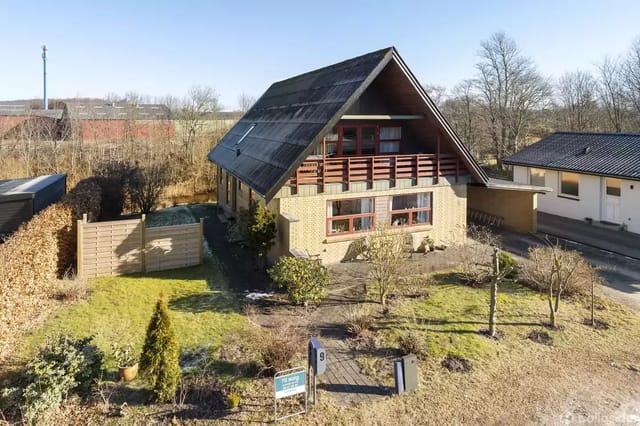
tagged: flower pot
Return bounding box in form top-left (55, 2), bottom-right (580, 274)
top-left (119, 363), bottom-right (138, 382)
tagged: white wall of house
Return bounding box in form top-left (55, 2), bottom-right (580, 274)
top-left (513, 165), bottom-right (640, 233)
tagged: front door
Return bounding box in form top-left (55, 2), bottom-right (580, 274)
top-left (604, 178), bottom-right (621, 224)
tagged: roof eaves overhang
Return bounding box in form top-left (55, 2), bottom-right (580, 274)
top-left (262, 48), bottom-right (396, 202)
top-left (504, 160), bottom-right (640, 183)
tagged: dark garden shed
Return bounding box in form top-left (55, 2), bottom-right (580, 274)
top-left (0, 174), bottom-right (67, 236)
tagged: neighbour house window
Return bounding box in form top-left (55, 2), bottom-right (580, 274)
top-left (390, 193), bottom-right (432, 227)
top-left (530, 168), bottom-right (545, 187)
top-left (327, 198), bottom-right (374, 235)
top-left (606, 178), bottom-right (621, 196)
top-left (560, 172), bottom-right (579, 198)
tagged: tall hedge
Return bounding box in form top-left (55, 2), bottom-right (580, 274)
top-left (139, 296), bottom-right (180, 402)
top-left (0, 179), bottom-right (101, 361)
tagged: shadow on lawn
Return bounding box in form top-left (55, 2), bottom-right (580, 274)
top-left (169, 292), bottom-right (238, 314)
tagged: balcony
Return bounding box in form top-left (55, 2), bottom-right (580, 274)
top-left (287, 153), bottom-right (465, 193)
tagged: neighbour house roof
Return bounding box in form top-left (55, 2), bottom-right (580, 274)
top-left (0, 174), bottom-right (67, 202)
top-left (65, 100), bottom-right (172, 120)
top-left (208, 47), bottom-right (488, 201)
top-left (0, 102), bottom-right (63, 119)
top-left (504, 132), bottom-right (640, 181)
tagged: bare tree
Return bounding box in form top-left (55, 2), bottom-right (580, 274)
top-left (179, 86), bottom-right (220, 163)
top-left (597, 56), bottom-right (627, 132)
top-left (474, 32), bottom-right (551, 168)
top-left (521, 244), bottom-right (588, 328)
top-left (129, 164), bottom-right (172, 214)
top-left (361, 226), bottom-right (409, 306)
top-left (423, 84), bottom-right (447, 107)
top-left (237, 93), bottom-right (256, 113)
top-left (443, 80), bottom-right (485, 158)
top-left (557, 70), bottom-right (599, 131)
top-left (623, 38), bottom-right (640, 126)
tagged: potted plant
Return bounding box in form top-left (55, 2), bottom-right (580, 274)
top-left (112, 343), bottom-right (138, 381)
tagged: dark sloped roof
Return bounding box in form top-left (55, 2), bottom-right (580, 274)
top-left (504, 132), bottom-right (640, 180)
top-left (208, 47), bottom-right (488, 200)
top-left (209, 48), bottom-right (393, 198)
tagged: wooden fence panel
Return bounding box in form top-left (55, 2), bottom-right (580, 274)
top-left (145, 222), bottom-right (203, 272)
top-left (78, 215), bottom-right (203, 278)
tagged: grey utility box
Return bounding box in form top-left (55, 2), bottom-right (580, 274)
top-left (308, 338), bottom-right (326, 375)
top-left (402, 354), bottom-right (418, 392)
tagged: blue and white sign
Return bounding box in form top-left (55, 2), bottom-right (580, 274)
top-left (274, 370), bottom-right (306, 399)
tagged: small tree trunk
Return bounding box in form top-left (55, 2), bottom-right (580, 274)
top-left (548, 297), bottom-right (557, 328)
top-left (488, 247), bottom-right (499, 337)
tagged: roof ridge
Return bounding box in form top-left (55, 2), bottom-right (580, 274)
top-left (272, 47), bottom-right (395, 86)
top-left (554, 131), bottom-right (640, 137)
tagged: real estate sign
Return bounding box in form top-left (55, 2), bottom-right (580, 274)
top-left (274, 370), bottom-right (306, 399)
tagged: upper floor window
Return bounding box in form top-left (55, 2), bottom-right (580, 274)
top-left (390, 193), bottom-right (432, 227)
top-left (310, 125), bottom-right (402, 157)
top-left (560, 172), bottom-right (579, 198)
top-left (327, 197), bottom-right (374, 235)
top-left (530, 168), bottom-right (545, 187)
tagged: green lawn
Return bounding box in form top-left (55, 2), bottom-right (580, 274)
top-left (18, 253), bottom-right (250, 369)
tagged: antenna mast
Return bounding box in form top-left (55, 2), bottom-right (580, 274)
top-left (42, 45), bottom-right (48, 110)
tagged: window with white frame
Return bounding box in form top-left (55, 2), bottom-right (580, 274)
top-left (390, 193), bottom-right (432, 227)
top-left (327, 198), bottom-right (374, 235)
top-left (530, 168), bottom-right (545, 187)
top-left (560, 172), bottom-right (579, 197)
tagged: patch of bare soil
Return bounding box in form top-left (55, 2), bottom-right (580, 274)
top-left (527, 329), bottom-right (553, 345)
top-left (441, 354), bottom-right (473, 373)
top-left (582, 318), bottom-right (610, 330)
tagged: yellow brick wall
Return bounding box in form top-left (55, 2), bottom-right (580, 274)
top-left (274, 184), bottom-right (467, 264)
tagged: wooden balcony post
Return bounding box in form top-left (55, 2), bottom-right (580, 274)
top-left (295, 167), bottom-right (300, 195)
top-left (321, 137), bottom-right (326, 193)
top-left (370, 156), bottom-right (375, 189)
top-left (346, 157), bottom-right (351, 191)
top-left (413, 155), bottom-right (418, 186)
top-left (393, 155), bottom-right (397, 188)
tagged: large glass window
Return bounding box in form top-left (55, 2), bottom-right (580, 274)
top-left (341, 127), bottom-right (358, 155)
top-left (560, 172), bottom-right (579, 197)
top-left (379, 127), bottom-right (401, 153)
top-left (390, 193), bottom-right (432, 227)
top-left (327, 198), bottom-right (374, 235)
top-left (530, 168), bottom-right (545, 187)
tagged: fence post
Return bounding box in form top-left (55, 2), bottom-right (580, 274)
top-left (141, 214), bottom-right (146, 273)
top-left (77, 216), bottom-right (85, 278)
top-left (199, 218), bottom-right (204, 264)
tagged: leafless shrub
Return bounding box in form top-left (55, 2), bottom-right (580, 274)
top-left (521, 244), bottom-right (590, 327)
top-left (344, 304), bottom-right (376, 337)
top-left (456, 224), bottom-right (501, 286)
top-left (398, 330), bottom-right (426, 359)
top-left (253, 320), bottom-right (305, 376)
top-left (128, 163), bottom-right (172, 214)
top-left (48, 276), bottom-right (90, 302)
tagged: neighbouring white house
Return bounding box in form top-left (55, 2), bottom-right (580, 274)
top-left (504, 131), bottom-right (640, 234)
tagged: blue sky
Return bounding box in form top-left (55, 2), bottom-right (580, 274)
top-left (1, 0), bottom-right (639, 110)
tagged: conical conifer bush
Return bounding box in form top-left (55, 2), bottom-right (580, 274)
top-left (139, 295), bottom-right (180, 402)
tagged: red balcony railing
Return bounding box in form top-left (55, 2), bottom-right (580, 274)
top-left (287, 153), bottom-right (465, 193)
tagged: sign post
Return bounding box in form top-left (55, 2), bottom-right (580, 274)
top-left (274, 366), bottom-right (307, 422)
